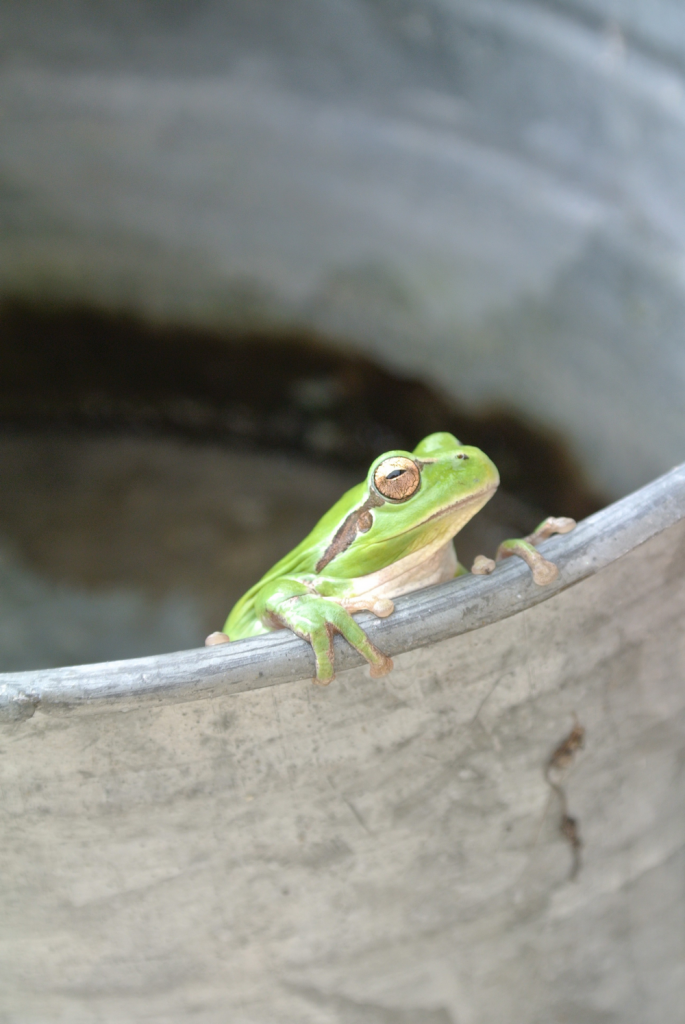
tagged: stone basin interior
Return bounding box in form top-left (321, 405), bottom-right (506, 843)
top-left (0, 302), bottom-right (604, 672)
top-left (1, 0), bottom-right (684, 673)
top-left (2, 6), bottom-right (685, 1023)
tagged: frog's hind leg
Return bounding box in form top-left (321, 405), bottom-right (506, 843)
top-left (471, 516), bottom-right (576, 586)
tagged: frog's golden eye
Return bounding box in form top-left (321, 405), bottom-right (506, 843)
top-left (373, 457), bottom-right (421, 501)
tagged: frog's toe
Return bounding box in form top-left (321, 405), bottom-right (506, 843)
top-left (309, 625), bottom-right (336, 685)
top-left (495, 538), bottom-right (560, 585)
top-left (342, 596), bottom-right (394, 617)
top-left (527, 516), bottom-right (577, 545)
top-left (471, 555), bottom-right (496, 575)
top-left (369, 654), bottom-right (394, 678)
top-left (371, 598), bottom-right (394, 618)
top-left (529, 556), bottom-right (559, 586)
top-left (205, 631), bottom-right (231, 646)
top-left (548, 516), bottom-right (576, 534)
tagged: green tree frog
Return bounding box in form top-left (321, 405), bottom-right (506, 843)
top-left (206, 433), bottom-right (575, 684)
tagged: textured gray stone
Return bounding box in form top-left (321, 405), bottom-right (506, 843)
top-left (1, 4), bottom-right (685, 1017)
top-left (1, 465), bottom-right (683, 1023)
top-left (1, 1), bottom-right (685, 495)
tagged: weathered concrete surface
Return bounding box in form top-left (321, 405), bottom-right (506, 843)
top-left (1, 505), bottom-right (683, 1021)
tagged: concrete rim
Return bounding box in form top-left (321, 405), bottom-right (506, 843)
top-left (1, 461), bottom-right (684, 719)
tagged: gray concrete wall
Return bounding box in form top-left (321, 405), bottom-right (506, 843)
top-left (2, 470), bottom-right (684, 1023)
top-left (2, 7), bottom-right (685, 1019)
top-left (1, 1), bottom-right (685, 497)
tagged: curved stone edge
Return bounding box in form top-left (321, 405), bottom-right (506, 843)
top-left (1, 462), bottom-right (684, 719)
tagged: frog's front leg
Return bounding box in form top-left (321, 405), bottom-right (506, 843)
top-left (257, 576), bottom-right (393, 686)
top-left (471, 516), bottom-right (576, 585)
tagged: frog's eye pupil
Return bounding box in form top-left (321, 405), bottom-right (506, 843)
top-left (373, 457), bottom-right (421, 501)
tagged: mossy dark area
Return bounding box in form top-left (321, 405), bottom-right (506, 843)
top-left (0, 301), bottom-right (604, 521)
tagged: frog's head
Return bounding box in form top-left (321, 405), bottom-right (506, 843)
top-left (366, 431), bottom-right (499, 546)
top-left (319, 432), bottom-right (499, 575)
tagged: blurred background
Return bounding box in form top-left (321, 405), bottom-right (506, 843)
top-left (1, 0), bottom-right (684, 670)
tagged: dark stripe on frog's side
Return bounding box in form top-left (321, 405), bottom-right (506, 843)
top-left (315, 493), bottom-right (385, 573)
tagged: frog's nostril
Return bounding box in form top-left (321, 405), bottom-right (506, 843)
top-left (456, 453), bottom-right (469, 460)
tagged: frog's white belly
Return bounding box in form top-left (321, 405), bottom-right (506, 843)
top-left (341, 540), bottom-right (458, 612)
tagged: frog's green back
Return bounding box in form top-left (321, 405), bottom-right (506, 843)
top-left (224, 480), bottom-right (367, 638)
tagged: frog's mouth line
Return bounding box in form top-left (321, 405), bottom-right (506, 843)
top-left (371, 481), bottom-right (498, 544)
top-left (319, 481), bottom-right (498, 571)
top-left (420, 481), bottom-right (499, 528)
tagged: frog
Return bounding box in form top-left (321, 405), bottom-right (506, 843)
top-left (206, 432), bottom-right (575, 684)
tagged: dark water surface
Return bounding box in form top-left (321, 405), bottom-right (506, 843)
top-left (0, 303), bottom-right (605, 670)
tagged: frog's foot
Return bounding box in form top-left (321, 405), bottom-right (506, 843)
top-left (471, 518), bottom-right (576, 585)
top-left (526, 516), bottom-right (576, 546)
top-left (471, 555), bottom-right (496, 576)
top-left (273, 599), bottom-right (392, 686)
top-left (205, 631), bottom-right (231, 646)
top-left (496, 539), bottom-right (559, 585)
top-left (495, 517), bottom-right (576, 586)
top-left (341, 597), bottom-right (395, 618)
top-left (312, 605), bottom-right (393, 685)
